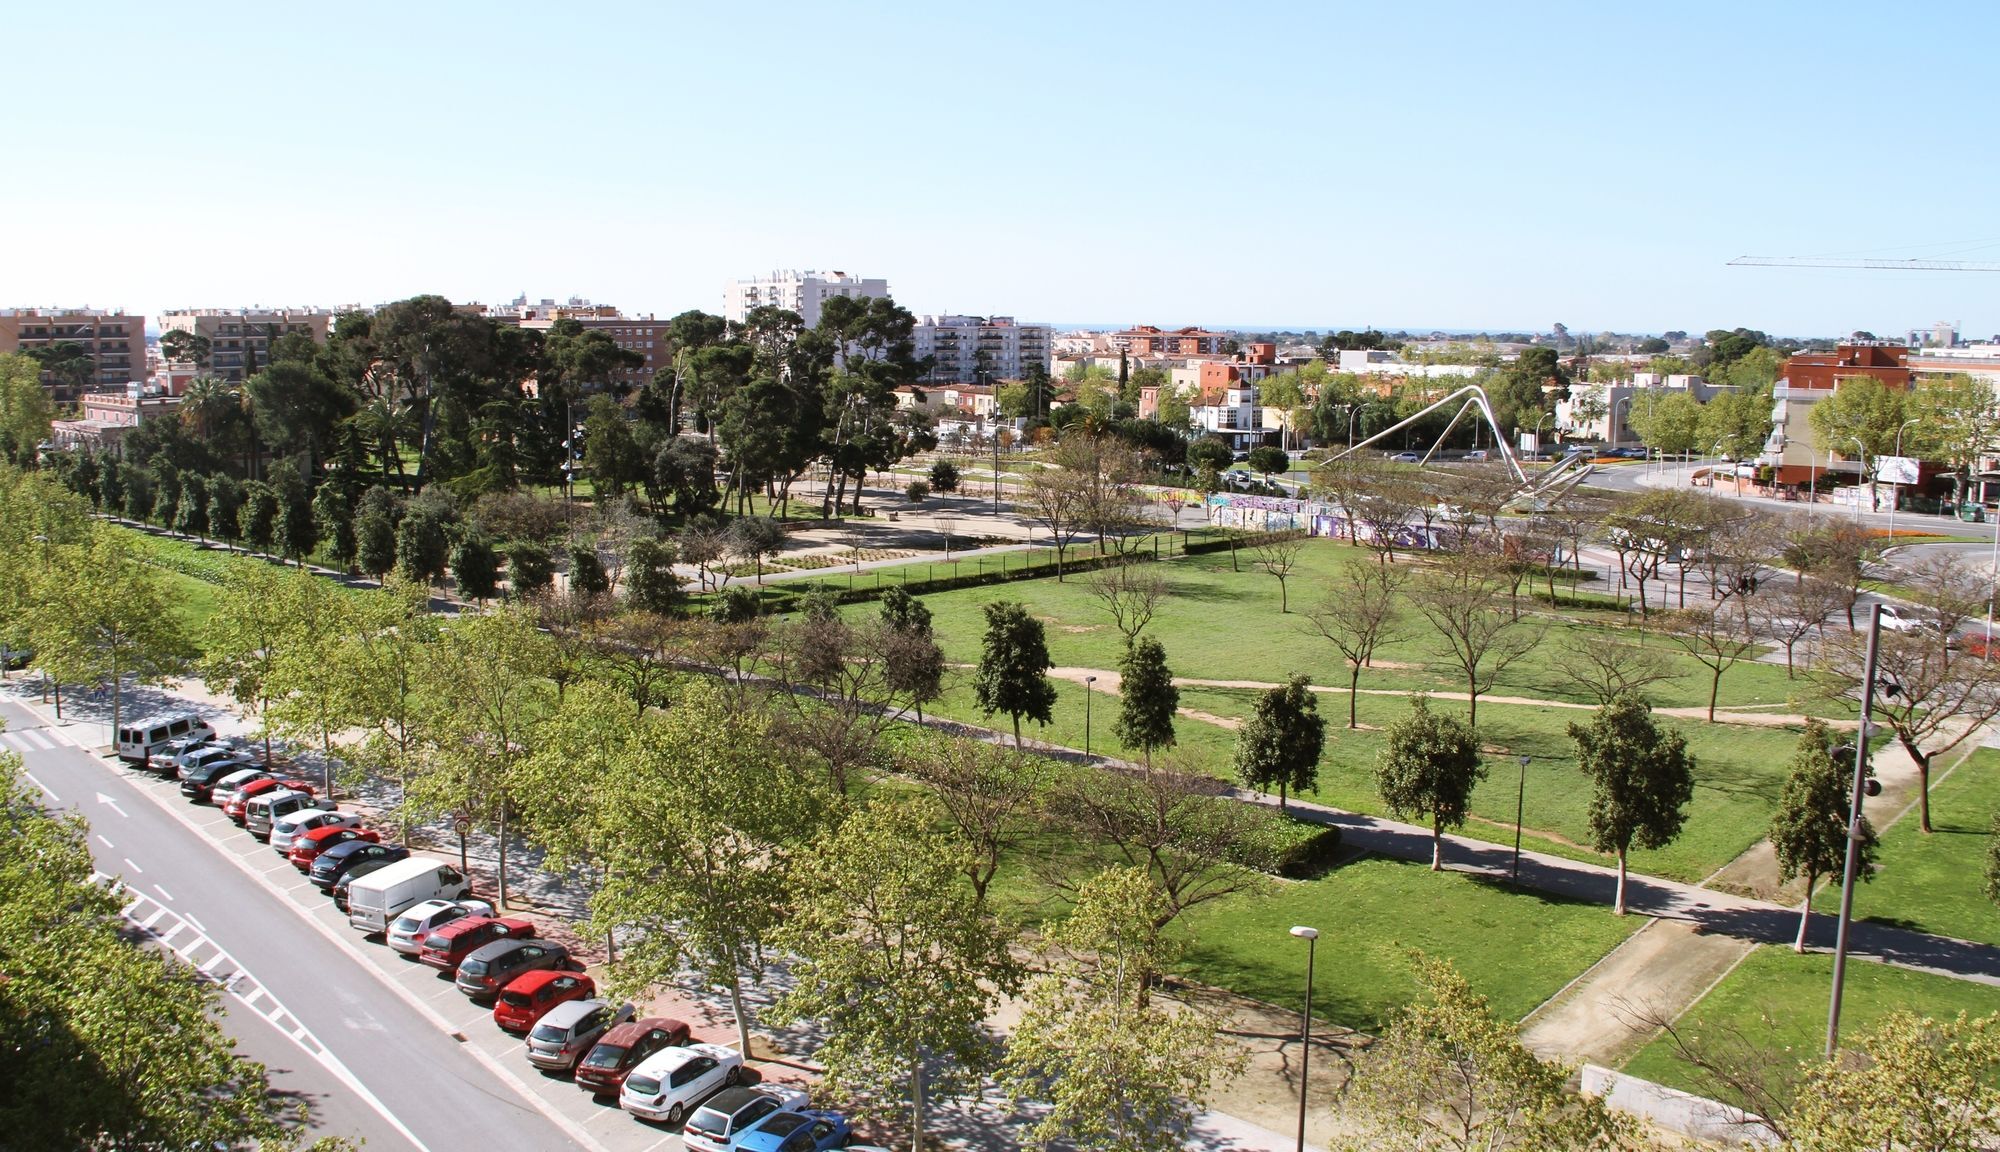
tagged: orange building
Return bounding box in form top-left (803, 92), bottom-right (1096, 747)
top-left (0, 308), bottom-right (146, 398)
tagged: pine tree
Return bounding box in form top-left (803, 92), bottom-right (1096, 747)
top-left (451, 532), bottom-right (500, 603)
top-left (972, 600), bottom-right (1056, 746)
top-left (1113, 635), bottom-right (1178, 766)
top-left (1233, 674), bottom-right (1326, 810)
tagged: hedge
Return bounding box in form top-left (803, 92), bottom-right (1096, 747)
top-left (1239, 815), bottom-right (1346, 879)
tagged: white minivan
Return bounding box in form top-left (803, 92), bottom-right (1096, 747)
top-left (116, 712), bottom-right (215, 764)
top-left (347, 858), bottom-right (474, 935)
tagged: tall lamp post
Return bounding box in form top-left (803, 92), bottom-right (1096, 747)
top-left (1289, 925), bottom-right (1319, 1152)
top-left (1083, 675), bottom-right (1097, 758)
top-left (1888, 418), bottom-right (1919, 538)
top-left (1847, 435), bottom-right (1868, 523)
top-left (1826, 603), bottom-right (1884, 1058)
top-left (1512, 755), bottom-right (1531, 881)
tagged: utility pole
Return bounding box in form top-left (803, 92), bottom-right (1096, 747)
top-left (1825, 602), bottom-right (1882, 1058)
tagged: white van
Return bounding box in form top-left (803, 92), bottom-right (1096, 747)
top-left (116, 712), bottom-right (215, 764)
top-left (347, 858), bottom-right (473, 934)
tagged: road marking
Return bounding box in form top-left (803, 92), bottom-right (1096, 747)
top-left (95, 834), bottom-right (114, 849)
top-left (183, 912), bottom-right (204, 932)
top-left (22, 771), bottom-right (55, 801)
top-left (94, 792), bottom-right (127, 818)
top-left (155, 885), bottom-right (176, 903)
top-left (123, 857), bottom-right (144, 874)
top-left (22, 728), bottom-right (52, 750)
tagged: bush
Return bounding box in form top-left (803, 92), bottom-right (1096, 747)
top-left (905, 480), bottom-right (930, 503)
top-left (1239, 817), bottom-right (1346, 879)
top-left (712, 584), bottom-right (761, 623)
top-left (929, 459), bottom-right (960, 493)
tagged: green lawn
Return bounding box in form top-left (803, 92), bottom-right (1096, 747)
top-left (110, 525), bottom-right (361, 634)
top-left (1622, 945), bottom-right (2000, 1095)
top-left (1815, 747), bottom-right (2000, 945)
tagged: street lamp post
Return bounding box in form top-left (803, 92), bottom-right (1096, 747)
top-left (1289, 925), bottom-right (1319, 1152)
top-left (1346, 405), bottom-right (1361, 450)
top-left (1848, 435), bottom-right (1868, 523)
top-left (1826, 604), bottom-right (1884, 1058)
top-left (1888, 418), bottom-right (1919, 539)
top-left (1083, 675), bottom-right (1097, 758)
top-left (1512, 755), bottom-right (1530, 882)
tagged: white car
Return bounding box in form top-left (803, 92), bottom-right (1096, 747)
top-left (385, 897), bottom-right (496, 955)
top-left (175, 744), bottom-right (247, 781)
top-left (209, 768), bottom-right (272, 808)
top-left (620, 1043), bottom-right (743, 1126)
top-left (1877, 604), bottom-right (1935, 633)
top-left (270, 808), bottom-right (363, 854)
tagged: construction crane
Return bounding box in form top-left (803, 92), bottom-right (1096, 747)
top-left (1730, 255), bottom-right (2000, 272)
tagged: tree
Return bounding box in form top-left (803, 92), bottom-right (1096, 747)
top-left (311, 482), bottom-right (353, 570)
top-left (770, 800), bottom-right (1018, 1149)
top-left (1084, 562), bottom-right (1167, 645)
top-left (198, 564), bottom-right (304, 766)
top-left (1024, 468), bottom-right (1086, 579)
top-left (581, 394), bottom-right (644, 497)
top-left (879, 587), bottom-right (944, 721)
top-left (1342, 953), bottom-right (1640, 1152)
top-left (206, 473), bottom-right (242, 543)
top-left (0, 353), bottom-right (54, 466)
top-left (450, 531), bottom-right (500, 602)
top-left (175, 472), bottom-right (210, 541)
top-left (725, 515), bottom-right (785, 584)
top-left (1303, 559), bottom-right (1405, 728)
top-left (1409, 549), bottom-right (1542, 726)
top-left (896, 731), bottom-right (1046, 907)
top-left (353, 487), bottom-right (397, 578)
top-left (262, 571), bottom-right (358, 798)
top-left (567, 540), bottom-right (609, 596)
top-left (1754, 574), bottom-right (1841, 678)
top-left (272, 465), bottom-right (317, 564)
top-left (1770, 721), bottom-right (1876, 951)
top-left (395, 507), bottom-right (450, 585)
top-left (29, 531), bottom-right (194, 734)
top-left (1246, 444), bottom-right (1289, 477)
top-left (1807, 375), bottom-right (1906, 469)
top-left (1000, 867), bottom-right (1244, 1152)
top-left (1570, 693), bottom-right (1695, 914)
top-left (1113, 636), bottom-right (1177, 766)
top-left (1376, 694), bottom-right (1485, 871)
top-left (971, 600), bottom-right (1056, 746)
top-left (624, 536), bottom-right (682, 614)
top-left (1906, 373), bottom-right (2000, 500)
top-left (1249, 532), bottom-right (1305, 612)
top-left (158, 327), bottom-right (211, 370)
top-left (507, 541), bottom-right (554, 597)
top-left (1626, 389), bottom-right (1704, 456)
top-left (0, 757), bottom-right (330, 1150)
top-left (1233, 675), bottom-right (1325, 811)
top-left (1186, 436), bottom-right (1233, 473)
top-left (239, 481), bottom-right (278, 553)
top-left (1660, 604), bottom-right (1760, 721)
top-left (928, 457), bottom-right (960, 494)
top-left (1785, 1010), bottom-right (2000, 1152)
top-left (1550, 632), bottom-right (1675, 705)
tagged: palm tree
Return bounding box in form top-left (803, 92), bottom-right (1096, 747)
top-left (353, 394), bottom-right (417, 481)
top-left (180, 377), bottom-right (239, 440)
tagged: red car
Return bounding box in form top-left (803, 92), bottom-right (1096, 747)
top-left (287, 825), bottom-right (380, 871)
top-left (222, 777), bottom-right (314, 824)
top-left (574, 1017), bottom-right (692, 1096)
top-left (418, 916), bottom-right (537, 974)
top-left (493, 970), bottom-right (595, 1033)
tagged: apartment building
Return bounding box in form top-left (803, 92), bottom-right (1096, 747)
top-left (157, 308), bottom-right (335, 382)
top-left (513, 308), bottom-right (673, 393)
top-left (0, 308), bottom-right (146, 398)
top-left (723, 270), bottom-right (888, 328)
top-left (1111, 325), bottom-right (1227, 358)
top-left (912, 315), bottom-right (1051, 384)
top-left (1758, 343), bottom-right (1914, 485)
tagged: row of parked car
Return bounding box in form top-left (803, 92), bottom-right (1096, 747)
top-left (121, 712), bottom-right (875, 1149)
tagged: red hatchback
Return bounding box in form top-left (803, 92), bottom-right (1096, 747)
top-left (493, 970), bottom-right (594, 1033)
top-left (418, 916), bottom-right (537, 974)
top-left (287, 825), bottom-right (380, 871)
top-left (574, 1016), bottom-right (692, 1096)
top-left (222, 777), bottom-right (314, 824)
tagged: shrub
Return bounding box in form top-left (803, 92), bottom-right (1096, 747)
top-left (1238, 817), bottom-right (1346, 879)
top-left (906, 480), bottom-right (930, 503)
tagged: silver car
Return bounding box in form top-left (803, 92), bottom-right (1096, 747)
top-left (386, 897), bottom-right (495, 955)
top-left (270, 808), bottom-right (361, 854)
top-left (526, 1000), bottom-right (634, 1072)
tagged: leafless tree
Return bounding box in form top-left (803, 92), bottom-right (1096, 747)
top-left (1783, 520), bottom-right (1883, 630)
top-left (1303, 561), bottom-right (1407, 727)
top-left (897, 730), bottom-right (1048, 907)
top-left (763, 613), bottom-right (907, 795)
top-left (1085, 562), bottom-right (1169, 644)
top-left (1549, 631), bottom-right (1676, 705)
top-left (1025, 469), bottom-right (1087, 579)
top-left (680, 522), bottom-right (728, 593)
top-left (1354, 475), bottom-right (1428, 564)
top-left (1660, 604), bottom-right (1762, 722)
top-left (1753, 574), bottom-right (1843, 677)
top-left (1308, 454), bottom-right (1374, 544)
top-left (590, 610), bottom-right (686, 715)
top-left (1617, 1003), bottom-right (1795, 1142)
top-left (1250, 532), bottom-right (1307, 612)
top-left (529, 587), bottom-right (610, 703)
top-left (1409, 549), bottom-right (1544, 726)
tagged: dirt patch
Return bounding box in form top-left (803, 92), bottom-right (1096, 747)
top-left (1179, 708), bottom-right (1241, 730)
top-left (1467, 813), bottom-right (1595, 853)
top-left (1059, 623), bottom-right (1105, 633)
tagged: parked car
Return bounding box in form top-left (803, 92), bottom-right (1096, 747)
top-left (288, 825), bottom-right (380, 871)
top-left (735, 1110), bottom-right (853, 1152)
top-left (205, 768), bottom-right (272, 810)
top-left (116, 712), bottom-right (214, 764)
top-left (1464, 449), bottom-right (1489, 461)
top-left (524, 999), bottom-right (633, 1071)
top-left (222, 777), bottom-right (314, 825)
top-left (171, 743), bottom-right (246, 781)
top-left (494, 969), bottom-right (596, 1033)
top-left (348, 860), bottom-right (473, 934)
top-left (574, 1016), bottom-right (691, 1096)
top-left (684, 1085), bottom-right (811, 1152)
top-left (309, 840), bottom-right (408, 892)
top-left (179, 759), bottom-right (259, 803)
top-left (147, 734), bottom-right (219, 776)
top-left (271, 808), bottom-right (361, 854)
top-left (386, 898), bottom-right (495, 955)
top-left (246, 789), bottom-right (325, 841)
top-left (619, 1043), bottom-right (743, 1126)
top-left (455, 938), bottom-right (570, 1001)
top-left (419, 915), bottom-right (536, 975)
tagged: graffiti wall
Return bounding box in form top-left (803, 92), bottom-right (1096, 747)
top-left (1205, 492), bottom-right (1439, 551)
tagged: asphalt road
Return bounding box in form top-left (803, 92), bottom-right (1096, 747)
top-left (3, 694), bottom-right (592, 1152)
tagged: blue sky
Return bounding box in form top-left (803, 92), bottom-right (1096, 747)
top-left (5, 1), bottom-right (1996, 337)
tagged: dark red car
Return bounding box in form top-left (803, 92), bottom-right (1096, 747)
top-left (574, 1017), bottom-right (692, 1096)
top-left (222, 776), bottom-right (314, 824)
top-left (287, 825), bottom-right (380, 871)
top-left (493, 970), bottom-right (595, 1033)
top-left (418, 916), bottom-right (537, 974)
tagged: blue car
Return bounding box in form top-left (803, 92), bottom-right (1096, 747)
top-left (735, 1109), bottom-right (852, 1152)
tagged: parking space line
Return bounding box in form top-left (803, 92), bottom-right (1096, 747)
top-left (123, 857), bottom-right (144, 874)
top-left (22, 771), bottom-right (55, 801)
top-left (155, 885), bottom-right (174, 902)
top-left (95, 834), bottom-right (114, 849)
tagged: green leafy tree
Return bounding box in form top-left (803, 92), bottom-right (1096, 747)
top-left (174, 473), bottom-right (210, 541)
top-left (451, 531), bottom-right (500, 602)
top-left (312, 483), bottom-right (354, 571)
top-left (240, 481), bottom-right (278, 553)
top-left (879, 586), bottom-right (945, 721)
top-left (30, 531), bottom-right (194, 734)
top-left (151, 464), bottom-right (180, 527)
top-left (1000, 867), bottom-right (1244, 1152)
top-left (971, 600), bottom-right (1056, 745)
top-left (396, 507), bottom-right (450, 585)
top-left (725, 515), bottom-right (785, 584)
top-left (262, 571), bottom-right (357, 797)
top-left (0, 352), bottom-right (55, 465)
top-left (1786, 1010), bottom-right (2000, 1152)
top-left (1113, 635), bottom-right (1177, 766)
top-left (206, 473), bottom-right (242, 542)
top-left (1376, 694), bottom-right (1485, 871)
top-left (199, 564), bottom-right (304, 766)
top-left (1186, 435), bottom-right (1233, 473)
top-left (624, 536), bottom-right (681, 614)
top-left (158, 327), bottom-right (211, 369)
top-left (1233, 674), bottom-right (1325, 810)
top-left (896, 731), bottom-right (1046, 907)
top-left (771, 800), bottom-right (1019, 1148)
top-left (353, 489), bottom-right (397, 578)
top-left (567, 541), bottom-right (608, 596)
top-left (1771, 720), bottom-right (1876, 951)
top-left (1627, 390), bottom-right (1704, 456)
top-left (1906, 373), bottom-right (2000, 497)
top-left (1570, 692), bottom-right (1695, 914)
top-left (1806, 375), bottom-right (1905, 470)
top-left (507, 542), bottom-right (554, 598)
top-left (273, 466), bottom-right (317, 565)
top-left (1343, 953), bottom-right (1641, 1151)
top-left (581, 393), bottom-right (644, 497)
top-left (928, 458), bottom-right (960, 494)
top-left (326, 582), bottom-right (438, 830)
top-left (1246, 444), bottom-right (1289, 477)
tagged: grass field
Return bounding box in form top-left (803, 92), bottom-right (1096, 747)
top-left (1622, 945), bottom-right (2000, 1096)
top-left (112, 525), bottom-right (363, 634)
top-left (1815, 747), bottom-right (2000, 945)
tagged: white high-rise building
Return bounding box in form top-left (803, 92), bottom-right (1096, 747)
top-left (722, 270), bottom-right (889, 328)
top-left (912, 315), bottom-right (1051, 384)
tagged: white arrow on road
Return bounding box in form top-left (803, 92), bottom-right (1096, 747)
top-left (95, 792), bottom-right (127, 818)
